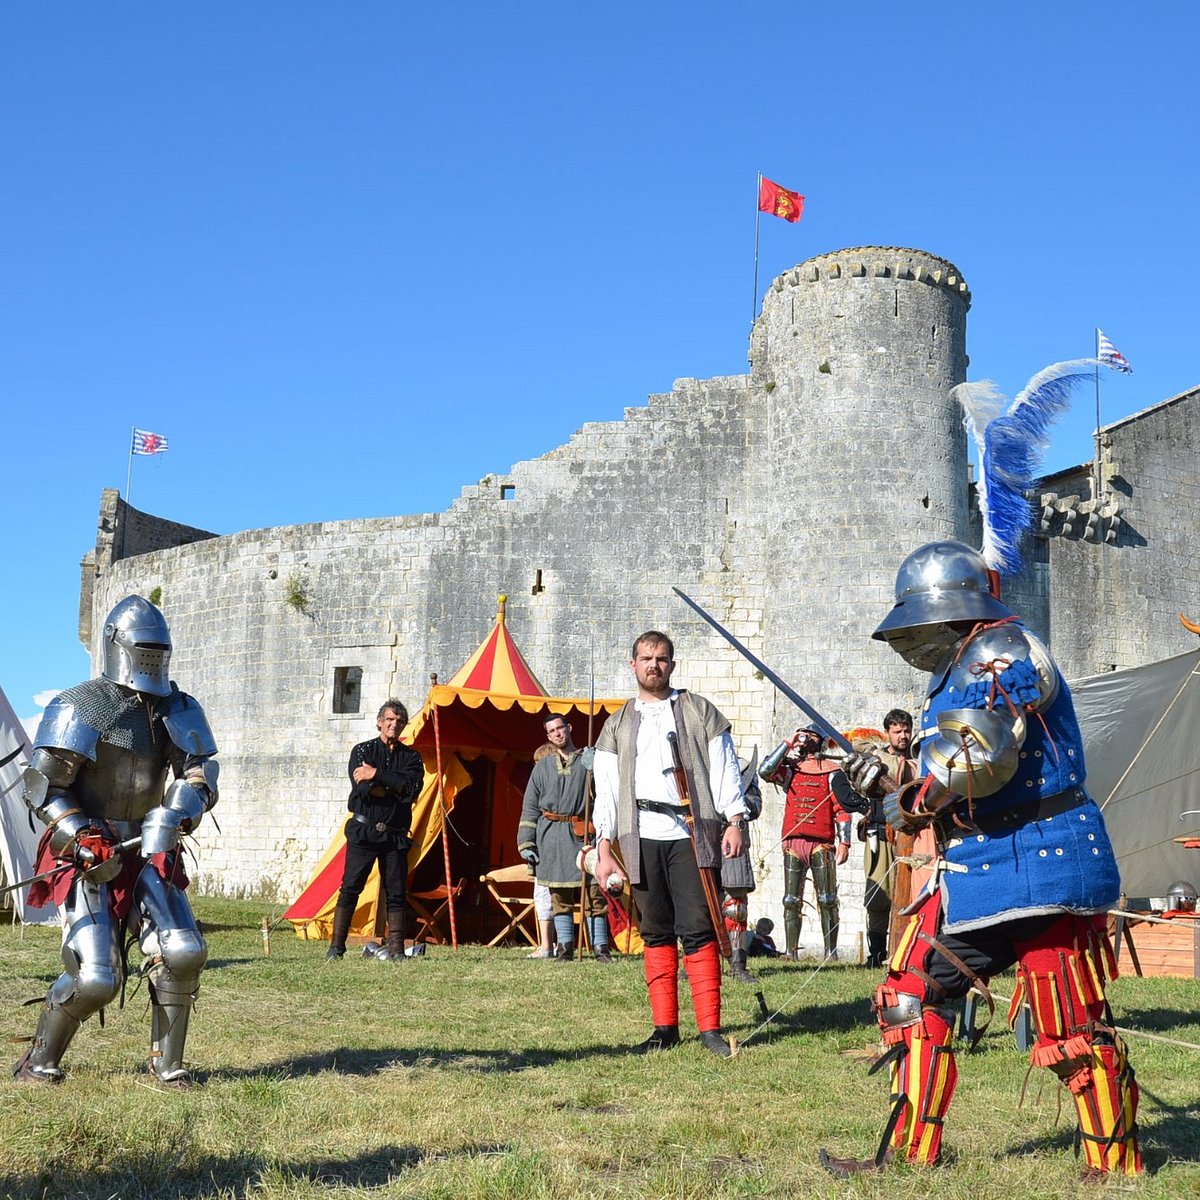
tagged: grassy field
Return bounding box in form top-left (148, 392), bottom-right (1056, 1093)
top-left (0, 895), bottom-right (1197, 1200)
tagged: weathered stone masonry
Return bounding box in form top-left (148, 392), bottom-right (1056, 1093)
top-left (79, 247), bottom-right (1200, 954)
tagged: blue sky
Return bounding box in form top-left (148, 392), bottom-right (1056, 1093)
top-left (2, 3), bottom-right (1196, 726)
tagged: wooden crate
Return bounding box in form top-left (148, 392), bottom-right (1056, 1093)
top-left (1115, 914), bottom-right (1200, 979)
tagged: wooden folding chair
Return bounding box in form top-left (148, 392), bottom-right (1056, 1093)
top-left (409, 881), bottom-right (463, 945)
top-left (479, 864), bottom-right (538, 947)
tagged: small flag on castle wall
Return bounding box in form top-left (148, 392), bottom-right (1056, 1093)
top-left (758, 176), bottom-right (804, 223)
top-left (132, 429), bottom-right (170, 455)
top-left (1096, 329), bottom-right (1132, 374)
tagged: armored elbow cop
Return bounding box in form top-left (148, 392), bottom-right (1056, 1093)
top-left (924, 707), bottom-right (1021, 798)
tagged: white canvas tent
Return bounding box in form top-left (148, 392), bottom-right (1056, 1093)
top-left (0, 682), bottom-right (58, 924)
top-left (1072, 649), bottom-right (1200, 900)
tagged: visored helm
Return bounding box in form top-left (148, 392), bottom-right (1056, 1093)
top-left (1166, 880), bottom-right (1198, 913)
top-left (101, 595), bottom-right (172, 696)
top-left (873, 540), bottom-right (1014, 670)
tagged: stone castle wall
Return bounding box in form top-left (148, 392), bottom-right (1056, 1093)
top-left (81, 247), bottom-right (1200, 955)
top-left (1034, 388), bottom-right (1200, 678)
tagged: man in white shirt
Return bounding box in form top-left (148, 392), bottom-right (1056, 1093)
top-left (593, 631), bottom-right (748, 1056)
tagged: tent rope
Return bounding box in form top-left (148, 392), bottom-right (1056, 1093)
top-left (1098, 662), bottom-right (1200, 809)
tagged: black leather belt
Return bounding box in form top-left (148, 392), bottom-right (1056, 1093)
top-left (351, 813), bottom-right (405, 834)
top-left (969, 787), bottom-right (1088, 835)
top-left (636, 799), bottom-right (688, 816)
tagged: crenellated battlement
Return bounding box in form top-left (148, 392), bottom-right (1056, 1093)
top-left (769, 246), bottom-right (971, 307)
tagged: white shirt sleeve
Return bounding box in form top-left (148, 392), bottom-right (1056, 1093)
top-left (709, 731), bottom-right (749, 821)
top-left (593, 747), bottom-right (620, 843)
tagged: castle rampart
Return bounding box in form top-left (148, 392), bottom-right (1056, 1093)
top-left (78, 249), bottom-right (1200, 954)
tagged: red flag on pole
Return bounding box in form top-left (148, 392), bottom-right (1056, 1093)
top-left (758, 176), bottom-right (804, 223)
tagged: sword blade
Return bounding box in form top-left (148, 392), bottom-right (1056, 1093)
top-left (672, 587), bottom-right (854, 756)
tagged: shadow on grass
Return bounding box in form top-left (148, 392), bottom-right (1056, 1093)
top-left (0, 1141), bottom-right (513, 1200)
top-left (737, 995), bottom-right (873, 1041)
top-left (1003, 1080), bottom-right (1200, 1174)
top-left (1115, 1004), bottom-right (1200, 1036)
top-left (202, 1039), bottom-right (638, 1081)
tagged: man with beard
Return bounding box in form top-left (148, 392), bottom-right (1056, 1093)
top-left (859, 710), bottom-right (916, 967)
top-left (593, 631), bottom-right (748, 1056)
top-left (518, 713), bottom-right (609, 962)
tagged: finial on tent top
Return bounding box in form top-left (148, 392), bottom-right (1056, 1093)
top-left (497, 594), bottom-right (508, 624)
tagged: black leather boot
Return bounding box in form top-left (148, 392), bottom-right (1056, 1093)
top-left (630, 1025), bottom-right (680, 1053)
top-left (327, 903), bottom-right (355, 960)
top-left (729, 946), bottom-right (758, 984)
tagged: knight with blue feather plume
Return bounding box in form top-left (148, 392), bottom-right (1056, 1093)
top-left (821, 359), bottom-right (1142, 1179)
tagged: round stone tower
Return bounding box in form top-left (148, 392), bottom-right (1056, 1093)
top-left (749, 246), bottom-right (972, 725)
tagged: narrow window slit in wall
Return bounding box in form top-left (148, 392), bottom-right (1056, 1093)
top-left (532, 569), bottom-right (545, 595)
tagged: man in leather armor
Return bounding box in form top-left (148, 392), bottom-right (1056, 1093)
top-left (822, 541), bottom-right (1140, 1178)
top-left (327, 699), bottom-right (424, 962)
top-left (760, 729), bottom-right (852, 960)
top-left (14, 595), bottom-right (218, 1086)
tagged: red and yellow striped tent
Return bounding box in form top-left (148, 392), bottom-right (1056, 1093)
top-left (283, 596), bottom-right (624, 947)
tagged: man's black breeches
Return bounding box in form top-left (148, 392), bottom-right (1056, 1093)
top-left (338, 837), bottom-right (408, 910)
top-left (634, 837), bottom-right (713, 954)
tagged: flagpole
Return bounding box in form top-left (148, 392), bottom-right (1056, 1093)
top-left (125, 426), bottom-right (135, 507)
top-left (751, 173), bottom-right (762, 332)
top-left (1093, 328), bottom-right (1102, 502)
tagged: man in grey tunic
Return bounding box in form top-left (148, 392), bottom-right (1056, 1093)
top-left (518, 713), bottom-right (609, 961)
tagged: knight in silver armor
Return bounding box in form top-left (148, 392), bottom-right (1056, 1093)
top-left (13, 595), bottom-right (218, 1087)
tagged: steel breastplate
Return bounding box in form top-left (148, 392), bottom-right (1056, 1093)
top-left (71, 742), bottom-right (172, 821)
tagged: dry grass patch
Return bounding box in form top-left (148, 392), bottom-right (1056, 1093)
top-left (0, 896), bottom-right (1196, 1199)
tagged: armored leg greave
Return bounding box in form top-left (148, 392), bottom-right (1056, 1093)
top-left (137, 871), bottom-right (207, 1083)
top-left (1035, 1031), bottom-right (1141, 1175)
top-left (885, 1005), bottom-right (958, 1165)
top-left (1015, 921), bottom-right (1141, 1175)
top-left (781, 853), bottom-right (806, 956)
top-left (15, 879), bottom-right (122, 1082)
top-left (811, 844), bottom-right (839, 959)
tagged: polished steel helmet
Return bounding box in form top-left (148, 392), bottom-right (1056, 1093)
top-left (1166, 880), bottom-right (1198, 913)
top-left (873, 540), bottom-right (1014, 666)
top-left (101, 595), bottom-right (172, 696)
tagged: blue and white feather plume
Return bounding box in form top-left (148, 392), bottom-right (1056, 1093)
top-left (951, 359), bottom-right (1104, 577)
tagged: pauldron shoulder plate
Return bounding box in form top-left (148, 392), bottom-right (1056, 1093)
top-left (160, 690), bottom-right (218, 757)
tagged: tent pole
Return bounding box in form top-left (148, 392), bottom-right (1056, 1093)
top-left (429, 673), bottom-right (459, 949)
top-left (577, 642), bottom-right (598, 962)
